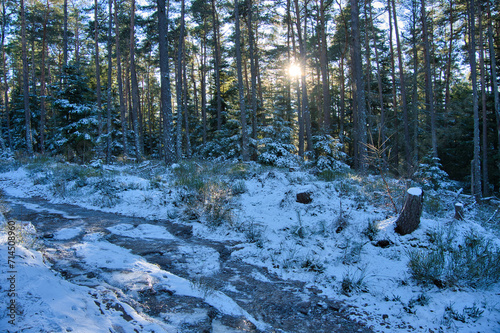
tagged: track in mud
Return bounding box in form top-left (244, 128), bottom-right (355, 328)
top-left (6, 196), bottom-right (371, 332)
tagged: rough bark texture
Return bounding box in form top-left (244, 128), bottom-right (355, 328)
top-left (395, 188), bottom-right (423, 235)
top-left (157, 0), bottom-right (174, 164)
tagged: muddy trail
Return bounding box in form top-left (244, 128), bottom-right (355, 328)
top-left (5, 196), bottom-right (371, 333)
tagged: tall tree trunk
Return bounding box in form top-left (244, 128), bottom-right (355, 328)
top-left (40, 0), bottom-right (49, 155)
top-left (247, 0), bottom-right (258, 150)
top-left (211, 0), bottom-right (222, 132)
top-left (411, 0), bottom-right (419, 163)
top-left (21, 0), bottom-right (33, 155)
top-left (421, 0), bottom-right (437, 159)
top-left (351, 0), bottom-right (367, 171)
top-left (388, 0), bottom-right (398, 168)
top-left (468, 0), bottom-right (481, 200)
top-left (114, 0), bottom-right (128, 156)
top-left (63, 0), bottom-right (68, 69)
top-left (319, 0), bottom-right (331, 132)
top-left (130, 0), bottom-right (142, 159)
top-left (369, 1), bottom-right (386, 165)
top-left (235, 0), bottom-right (248, 161)
top-left (391, 0), bottom-right (411, 170)
top-left (487, 6), bottom-right (500, 157)
top-left (290, 21), bottom-right (304, 157)
top-left (479, 8), bottom-right (488, 196)
top-left (73, 2), bottom-right (80, 65)
top-left (183, 55), bottom-right (191, 158)
top-left (106, 0), bottom-right (113, 163)
top-left (201, 25), bottom-right (207, 144)
top-left (444, 0), bottom-right (454, 114)
top-left (0, 0), bottom-right (8, 150)
top-left (157, 0), bottom-right (174, 163)
top-left (95, 0), bottom-right (103, 156)
top-left (175, 0), bottom-right (185, 160)
top-left (294, 0), bottom-right (312, 153)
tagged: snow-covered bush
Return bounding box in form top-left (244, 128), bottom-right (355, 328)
top-left (415, 154), bottom-right (453, 190)
top-left (308, 135), bottom-right (349, 172)
top-left (257, 123), bottom-right (300, 168)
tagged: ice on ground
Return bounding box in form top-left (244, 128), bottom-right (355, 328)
top-left (107, 223), bottom-right (176, 240)
top-left (53, 227), bottom-right (82, 240)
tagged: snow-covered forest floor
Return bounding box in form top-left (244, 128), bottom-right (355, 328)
top-left (1, 157), bottom-right (499, 332)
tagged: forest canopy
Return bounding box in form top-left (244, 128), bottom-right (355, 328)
top-left (2, 0), bottom-right (500, 198)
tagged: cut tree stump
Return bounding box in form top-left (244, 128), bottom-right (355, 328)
top-left (454, 203), bottom-right (464, 220)
top-left (395, 187), bottom-right (424, 235)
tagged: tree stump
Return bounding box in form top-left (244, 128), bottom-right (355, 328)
top-left (395, 187), bottom-right (424, 235)
top-left (454, 203), bottom-right (464, 220)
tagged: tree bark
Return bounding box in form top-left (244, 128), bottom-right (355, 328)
top-left (157, 0), bottom-right (174, 163)
top-left (114, 0), bottom-right (128, 157)
top-left (95, 0), bottom-right (103, 156)
top-left (40, 0), bottom-right (49, 155)
top-left (130, 0), bottom-right (143, 160)
top-left (478, 8), bottom-right (489, 197)
top-left (487, 6), bottom-right (500, 161)
top-left (293, 0), bottom-right (313, 153)
top-left (395, 187), bottom-right (424, 235)
top-left (106, 0), bottom-right (113, 163)
top-left (421, 0), bottom-right (437, 159)
top-left (211, 0), bottom-right (222, 132)
top-left (235, 0), bottom-right (248, 161)
top-left (351, 0), bottom-right (367, 171)
top-left (391, 0), bottom-right (410, 170)
top-left (468, 0), bottom-right (481, 201)
top-left (175, 0), bottom-right (185, 160)
top-left (319, 0), bottom-right (331, 132)
top-left (247, 0), bottom-right (258, 147)
top-left (21, 0), bottom-right (33, 155)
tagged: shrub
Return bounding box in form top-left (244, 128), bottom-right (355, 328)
top-left (340, 268), bottom-right (368, 296)
top-left (362, 220), bottom-right (379, 241)
top-left (408, 230), bottom-right (500, 287)
top-left (92, 177), bottom-right (121, 208)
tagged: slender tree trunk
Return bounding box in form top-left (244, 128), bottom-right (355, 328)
top-left (319, 0), bottom-right (331, 132)
top-left (63, 0), bottom-right (68, 69)
top-left (40, 0), bottom-right (49, 155)
top-left (0, 0), bottom-right (8, 150)
top-left (290, 21), bottom-right (303, 157)
top-left (351, 0), bottom-right (367, 171)
top-left (421, 0), bottom-right (437, 159)
top-left (201, 26), bottom-right (207, 144)
top-left (411, 0), bottom-right (419, 163)
top-left (114, 0), bottom-right (128, 156)
top-left (95, 0), bottom-right (103, 156)
top-left (487, 6), bottom-right (500, 157)
top-left (388, 0), bottom-right (398, 167)
top-left (479, 9), bottom-right (488, 196)
top-left (73, 3), bottom-right (80, 65)
top-left (211, 0), bottom-right (222, 132)
top-left (130, 0), bottom-right (142, 159)
top-left (183, 55), bottom-right (191, 158)
top-left (468, 0), bottom-right (481, 200)
top-left (369, 1), bottom-right (386, 165)
top-left (157, 0), bottom-right (174, 163)
top-left (294, 0), bottom-right (312, 153)
top-left (175, 0), bottom-right (185, 160)
top-left (247, 0), bottom-right (258, 150)
top-left (391, 0), bottom-right (410, 170)
top-left (444, 0), bottom-right (454, 114)
top-left (21, 0), bottom-right (33, 155)
top-left (235, 0), bottom-right (248, 161)
top-left (106, 0), bottom-right (113, 163)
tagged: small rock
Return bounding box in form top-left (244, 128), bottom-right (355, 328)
top-left (296, 191), bottom-right (313, 204)
top-left (43, 233), bottom-right (54, 239)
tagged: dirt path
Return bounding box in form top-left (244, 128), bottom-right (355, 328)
top-left (6, 196), bottom-right (372, 332)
